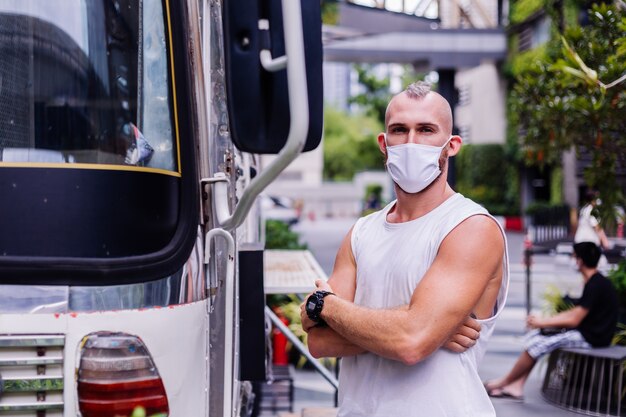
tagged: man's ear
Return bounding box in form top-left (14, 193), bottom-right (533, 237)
top-left (447, 135), bottom-right (463, 157)
top-left (377, 133), bottom-right (387, 155)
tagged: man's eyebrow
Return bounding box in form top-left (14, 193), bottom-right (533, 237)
top-left (388, 122), bottom-right (440, 129)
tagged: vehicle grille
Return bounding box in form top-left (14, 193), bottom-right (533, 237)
top-left (0, 335), bottom-right (64, 416)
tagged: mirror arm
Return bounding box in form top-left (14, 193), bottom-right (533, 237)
top-left (212, 0), bottom-right (310, 231)
top-left (259, 19), bottom-right (288, 72)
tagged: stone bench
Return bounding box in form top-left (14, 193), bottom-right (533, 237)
top-left (542, 346), bottom-right (626, 416)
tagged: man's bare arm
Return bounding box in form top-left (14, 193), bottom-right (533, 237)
top-left (527, 306), bottom-right (589, 329)
top-left (303, 227), bottom-right (366, 358)
top-left (317, 215), bottom-right (504, 365)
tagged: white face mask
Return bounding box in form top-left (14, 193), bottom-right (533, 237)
top-left (384, 135), bottom-right (452, 194)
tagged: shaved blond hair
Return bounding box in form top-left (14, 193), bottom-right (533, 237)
top-left (405, 81), bottom-right (432, 99)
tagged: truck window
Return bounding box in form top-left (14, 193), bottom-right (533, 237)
top-left (0, 0), bottom-right (199, 285)
top-left (0, 0), bottom-right (177, 173)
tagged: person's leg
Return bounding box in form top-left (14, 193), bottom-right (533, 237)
top-left (486, 330), bottom-right (591, 399)
top-left (485, 351), bottom-right (535, 397)
top-left (485, 329), bottom-right (549, 397)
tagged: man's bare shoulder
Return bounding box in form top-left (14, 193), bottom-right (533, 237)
top-left (456, 214), bottom-right (503, 238)
top-left (440, 214), bottom-right (505, 260)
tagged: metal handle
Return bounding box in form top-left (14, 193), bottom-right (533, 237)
top-left (259, 19), bottom-right (288, 71)
top-left (205, 228), bottom-right (236, 417)
top-left (212, 0), bottom-right (310, 230)
top-left (266, 306), bottom-right (340, 390)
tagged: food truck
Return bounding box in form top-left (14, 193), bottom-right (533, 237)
top-left (0, 0), bottom-right (322, 415)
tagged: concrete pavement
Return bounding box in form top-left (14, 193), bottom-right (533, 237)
top-left (285, 217), bottom-right (597, 416)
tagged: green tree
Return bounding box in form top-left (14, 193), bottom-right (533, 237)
top-left (265, 220), bottom-right (307, 250)
top-left (348, 64), bottom-right (392, 124)
top-left (456, 144), bottom-right (520, 215)
top-left (323, 107), bottom-right (384, 180)
top-left (348, 64), bottom-right (425, 125)
top-left (321, 0), bottom-right (339, 25)
top-left (512, 4), bottom-right (626, 230)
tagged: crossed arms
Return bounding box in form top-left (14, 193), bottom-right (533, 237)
top-left (301, 215), bottom-right (505, 365)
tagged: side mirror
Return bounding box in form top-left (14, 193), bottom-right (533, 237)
top-left (222, 0), bottom-right (323, 154)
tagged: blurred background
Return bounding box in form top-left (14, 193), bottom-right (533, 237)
top-left (260, 0), bottom-right (625, 246)
top-left (259, 3), bottom-right (625, 415)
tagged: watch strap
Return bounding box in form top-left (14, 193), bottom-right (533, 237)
top-left (306, 290), bottom-right (335, 324)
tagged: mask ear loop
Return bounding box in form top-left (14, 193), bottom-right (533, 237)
top-left (382, 133), bottom-right (392, 156)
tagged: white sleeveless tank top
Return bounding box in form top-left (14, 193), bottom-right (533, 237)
top-left (338, 193), bottom-right (509, 417)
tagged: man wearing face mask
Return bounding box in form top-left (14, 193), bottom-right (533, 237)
top-left (301, 81), bottom-right (509, 416)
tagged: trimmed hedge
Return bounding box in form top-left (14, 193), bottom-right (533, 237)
top-left (455, 144), bottom-right (520, 216)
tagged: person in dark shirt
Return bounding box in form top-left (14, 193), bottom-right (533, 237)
top-left (484, 241), bottom-right (619, 401)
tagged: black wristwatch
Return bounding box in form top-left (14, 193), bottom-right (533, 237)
top-left (305, 290), bottom-right (335, 326)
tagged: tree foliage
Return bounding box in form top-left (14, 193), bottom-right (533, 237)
top-left (456, 144), bottom-right (520, 215)
top-left (512, 4), bottom-right (626, 229)
top-left (347, 64), bottom-right (426, 125)
top-left (321, 0), bottom-right (339, 25)
top-left (348, 64), bottom-right (392, 125)
top-left (265, 220), bottom-right (307, 250)
top-left (323, 107), bottom-right (384, 180)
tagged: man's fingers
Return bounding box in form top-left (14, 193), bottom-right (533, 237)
top-left (462, 316), bottom-right (482, 332)
top-left (447, 334), bottom-right (477, 350)
top-left (444, 315), bottom-right (482, 353)
top-left (456, 325), bottom-right (480, 341)
top-left (315, 280), bottom-right (333, 292)
top-left (300, 308), bottom-right (315, 333)
top-left (443, 341), bottom-right (464, 353)
top-left (444, 338), bottom-right (475, 353)
top-left (302, 319), bottom-right (315, 333)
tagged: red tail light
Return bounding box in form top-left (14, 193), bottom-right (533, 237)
top-left (77, 332), bottom-right (169, 417)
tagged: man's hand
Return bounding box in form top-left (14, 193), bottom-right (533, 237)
top-left (300, 280), bottom-right (335, 333)
top-left (443, 315), bottom-right (481, 353)
top-left (300, 300), bottom-right (317, 333)
top-left (526, 314), bottom-right (544, 329)
top-left (315, 279), bottom-right (333, 292)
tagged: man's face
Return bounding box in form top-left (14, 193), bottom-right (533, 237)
top-left (378, 92), bottom-right (458, 173)
top-left (573, 255), bottom-right (583, 272)
top-left (384, 92), bottom-right (452, 148)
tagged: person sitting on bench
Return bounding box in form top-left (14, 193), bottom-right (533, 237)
top-left (484, 241), bottom-right (619, 401)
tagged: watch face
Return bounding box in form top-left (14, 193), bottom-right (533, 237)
top-left (307, 300), bottom-right (316, 311)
